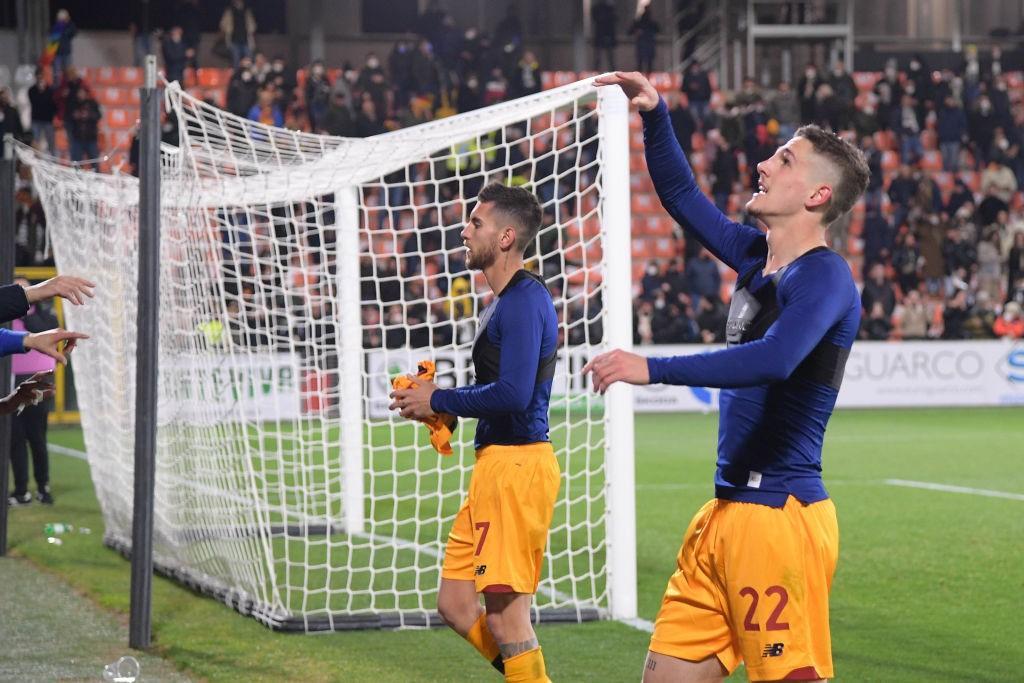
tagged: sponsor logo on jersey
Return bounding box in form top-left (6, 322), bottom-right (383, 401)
top-left (762, 643), bottom-right (785, 658)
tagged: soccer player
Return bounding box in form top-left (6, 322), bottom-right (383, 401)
top-left (586, 72), bottom-right (869, 682)
top-left (389, 183), bottom-right (560, 683)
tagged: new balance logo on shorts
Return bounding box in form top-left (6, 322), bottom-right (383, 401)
top-left (474, 565), bottom-right (487, 576)
top-left (762, 643), bottom-right (785, 658)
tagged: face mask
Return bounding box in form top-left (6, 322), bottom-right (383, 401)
top-left (367, 58), bottom-right (380, 69)
top-left (910, 61), bottom-right (920, 70)
top-left (647, 266), bottom-right (658, 276)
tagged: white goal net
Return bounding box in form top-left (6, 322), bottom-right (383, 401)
top-left (19, 77), bottom-right (636, 631)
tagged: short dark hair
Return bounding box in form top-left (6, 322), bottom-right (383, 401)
top-left (477, 183), bottom-right (543, 253)
top-left (794, 124), bottom-right (870, 225)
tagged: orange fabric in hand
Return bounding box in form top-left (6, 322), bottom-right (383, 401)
top-left (392, 360), bottom-right (457, 456)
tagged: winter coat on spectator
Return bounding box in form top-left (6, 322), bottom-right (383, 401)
top-left (669, 101), bottom-right (696, 154)
top-left (937, 102), bottom-right (967, 144)
top-left (28, 82), bottom-right (57, 125)
top-left (895, 299), bottom-right (930, 339)
top-left (685, 252), bottom-right (721, 302)
top-left (682, 68), bottom-right (712, 106)
top-left (861, 276), bottom-right (897, 318)
top-left (67, 94), bottom-right (100, 143)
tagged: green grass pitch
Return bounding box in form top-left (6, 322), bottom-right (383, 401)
top-left (5, 407), bottom-right (1023, 681)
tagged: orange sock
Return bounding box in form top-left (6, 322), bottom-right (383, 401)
top-left (465, 613), bottom-right (504, 673)
top-left (503, 647), bottom-right (549, 682)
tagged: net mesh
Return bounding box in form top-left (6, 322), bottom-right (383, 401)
top-left (20, 77), bottom-right (619, 630)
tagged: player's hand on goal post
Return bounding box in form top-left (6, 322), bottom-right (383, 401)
top-left (593, 71), bottom-right (661, 112)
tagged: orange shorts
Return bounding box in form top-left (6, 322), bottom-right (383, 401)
top-left (650, 496), bottom-right (839, 681)
top-left (441, 442), bottom-right (560, 594)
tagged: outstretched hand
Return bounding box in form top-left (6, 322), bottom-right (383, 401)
top-left (581, 349), bottom-right (651, 394)
top-left (0, 371), bottom-right (55, 416)
top-left (23, 328), bottom-right (89, 365)
top-left (24, 275), bottom-right (97, 306)
top-left (593, 71), bottom-right (661, 112)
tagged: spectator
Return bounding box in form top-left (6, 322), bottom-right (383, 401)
top-left (993, 301), bottom-right (1024, 338)
top-left (941, 289), bottom-right (971, 339)
top-left (322, 91), bottom-right (355, 137)
top-left (893, 232), bottom-right (922, 294)
top-left (175, 0), bottom-right (202, 69)
top-left (8, 277), bottom-right (58, 506)
top-left (66, 87), bottom-right (101, 167)
top-left (0, 88), bottom-right (26, 158)
top-left (898, 93), bottom-right (923, 162)
top-left (976, 228), bottom-right (1003, 302)
top-left (1008, 231), bottom-right (1024, 302)
top-left (269, 55), bottom-right (297, 108)
top-left (220, 0), bottom-right (256, 68)
top-left (862, 199), bottom-right (895, 273)
top-left (355, 96), bottom-right (386, 137)
top-left (887, 163), bottom-right (918, 228)
top-left (226, 59), bottom-right (258, 116)
top-left (28, 68), bottom-right (57, 155)
top-left (507, 50), bottom-right (541, 99)
top-left (893, 289), bottom-right (931, 339)
top-left (861, 301), bottom-right (893, 340)
top-left (630, 7), bottom-right (660, 73)
top-left (668, 92), bottom-right (696, 154)
top-left (411, 39), bottom-right (441, 101)
top-left (14, 188), bottom-right (49, 267)
top-left (937, 95), bottom-right (967, 172)
top-left (482, 67), bottom-right (508, 106)
top-left (685, 247), bottom-right (721, 303)
top-left (827, 59), bottom-right (857, 129)
top-left (682, 62), bottom-right (712, 129)
top-left (964, 290), bottom-right (998, 339)
top-left (945, 178), bottom-right (973, 217)
top-left (304, 61), bottom-right (332, 131)
top-left (591, 0), bottom-right (617, 71)
top-left (797, 63), bottom-right (822, 123)
top-left (873, 60), bottom-right (902, 131)
top-left (769, 80), bottom-right (800, 140)
top-left (980, 158), bottom-right (1017, 226)
top-left (696, 295), bottom-right (726, 343)
top-left (46, 9), bottom-right (76, 82)
top-left (635, 299), bottom-right (655, 344)
top-left (162, 25), bottom-right (192, 85)
top-left (640, 260), bottom-right (663, 299)
top-left (969, 95), bottom-right (996, 168)
top-left (861, 262), bottom-right (897, 318)
top-left (494, 5), bottom-right (524, 51)
top-left (247, 83), bottom-right (283, 127)
top-left (709, 132), bottom-right (738, 214)
top-left (851, 100), bottom-right (880, 140)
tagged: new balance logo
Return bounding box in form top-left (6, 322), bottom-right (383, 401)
top-left (474, 565), bottom-right (487, 576)
top-left (762, 643), bottom-right (785, 658)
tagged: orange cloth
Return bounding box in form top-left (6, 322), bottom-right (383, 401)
top-left (392, 360), bottom-right (457, 455)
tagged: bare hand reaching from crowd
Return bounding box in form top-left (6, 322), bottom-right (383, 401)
top-left (0, 371), bottom-right (55, 416)
top-left (593, 71), bottom-right (661, 112)
top-left (23, 329), bottom-right (89, 365)
top-left (24, 275), bottom-right (97, 306)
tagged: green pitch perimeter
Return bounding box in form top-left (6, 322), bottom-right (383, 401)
top-left (4, 408), bottom-right (1023, 682)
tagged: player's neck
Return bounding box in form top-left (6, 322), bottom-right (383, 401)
top-left (763, 221), bottom-right (828, 275)
top-left (483, 252), bottom-right (525, 295)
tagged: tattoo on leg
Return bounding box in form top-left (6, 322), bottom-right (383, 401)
top-left (646, 657), bottom-right (657, 671)
top-left (499, 637), bottom-right (539, 660)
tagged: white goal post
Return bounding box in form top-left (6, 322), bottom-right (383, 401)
top-left (19, 76), bottom-right (637, 630)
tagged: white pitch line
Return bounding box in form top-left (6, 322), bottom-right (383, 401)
top-left (885, 479), bottom-right (1024, 501)
top-left (48, 443), bottom-right (88, 460)
top-left (619, 616), bottom-right (654, 632)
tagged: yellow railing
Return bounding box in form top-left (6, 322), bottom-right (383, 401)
top-left (13, 266), bottom-right (80, 425)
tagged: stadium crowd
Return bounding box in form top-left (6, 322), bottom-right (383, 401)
top-left (7, 2), bottom-right (1024, 350)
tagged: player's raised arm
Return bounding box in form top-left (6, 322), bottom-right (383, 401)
top-left (594, 71), bottom-right (764, 273)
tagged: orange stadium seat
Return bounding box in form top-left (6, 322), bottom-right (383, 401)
top-left (632, 192), bottom-right (658, 215)
top-left (648, 72), bottom-right (674, 92)
top-left (919, 150), bottom-right (942, 171)
top-left (197, 68), bottom-right (228, 89)
top-left (96, 87), bottom-right (125, 107)
top-left (105, 108), bottom-right (134, 129)
top-left (881, 150), bottom-right (899, 170)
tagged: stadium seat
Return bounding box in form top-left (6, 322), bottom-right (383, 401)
top-left (105, 108), bottom-right (134, 129)
top-left (632, 193), bottom-right (657, 215)
top-left (648, 72), bottom-right (674, 93)
top-left (881, 150), bottom-right (899, 170)
top-left (197, 68), bottom-right (228, 89)
top-left (920, 151), bottom-right (942, 171)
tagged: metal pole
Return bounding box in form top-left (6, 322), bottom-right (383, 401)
top-left (0, 135), bottom-right (16, 556)
top-left (129, 55), bottom-right (160, 651)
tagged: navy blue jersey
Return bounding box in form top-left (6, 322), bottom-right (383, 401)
top-left (431, 270), bottom-right (559, 449)
top-left (641, 99), bottom-right (861, 507)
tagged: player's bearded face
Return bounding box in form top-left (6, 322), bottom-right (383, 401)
top-left (463, 203), bottom-right (500, 270)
